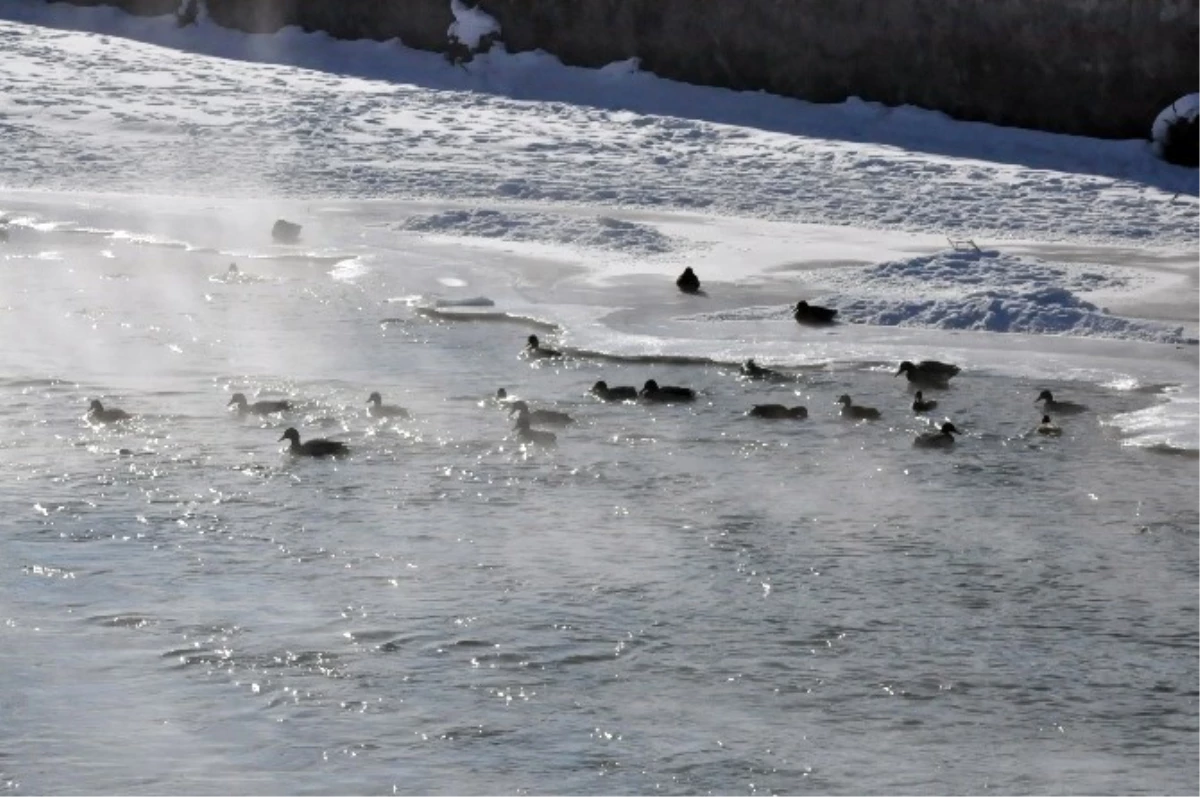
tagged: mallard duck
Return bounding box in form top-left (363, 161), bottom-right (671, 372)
top-left (748, 404), bottom-right (807, 419)
top-left (911, 390), bottom-right (938, 413)
top-left (1036, 414), bottom-right (1062, 436)
top-left (87, 399), bottom-right (131, 423)
top-left (740, 359), bottom-right (785, 381)
top-left (508, 400), bottom-right (574, 427)
top-left (279, 427), bottom-right (348, 458)
top-left (676, 267), bottom-right (701, 294)
top-left (524, 334), bottom-right (562, 359)
top-left (512, 410), bottom-right (557, 446)
top-left (896, 360), bottom-right (960, 385)
top-left (793, 300), bottom-right (838, 325)
top-left (837, 394), bottom-right (880, 420)
top-left (1035, 390), bottom-right (1087, 414)
top-left (640, 379), bottom-right (696, 403)
top-left (366, 392), bottom-right (410, 419)
top-left (913, 421), bottom-right (961, 448)
top-left (228, 392), bottom-right (291, 416)
top-left (591, 380), bottom-right (638, 402)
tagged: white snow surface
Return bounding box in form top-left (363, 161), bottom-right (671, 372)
top-left (448, 0), bottom-right (500, 49)
top-left (0, 0), bottom-right (1196, 452)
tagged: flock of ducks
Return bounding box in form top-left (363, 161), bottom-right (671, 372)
top-left (85, 339), bottom-right (1090, 457)
top-left (81, 270), bottom-right (1091, 457)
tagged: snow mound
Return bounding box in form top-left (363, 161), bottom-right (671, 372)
top-left (827, 287), bottom-right (1190, 343)
top-left (812, 249), bottom-right (1134, 297)
top-left (448, 0), bottom-right (500, 50)
top-left (398, 209), bottom-right (675, 255)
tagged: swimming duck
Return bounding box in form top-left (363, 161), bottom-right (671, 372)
top-left (837, 394), bottom-right (881, 420)
top-left (740, 359), bottom-right (785, 381)
top-left (793, 300), bottom-right (838, 325)
top-left (591, 380), bottom-right (638, 402)
top-left (367, 391), bottom-right (410, 419)
top-left (911, 391), bottom-right (938, 413)
top-left (508, 400), bottom-right (574, 427)
top-left (913, 421), bottom-right (961, 448)
top-left (1035, 390), bottom-right (1087, 414)
top-left (512, 410), bottom-right (557, 446)
top-left (279, 427), bottom-right (348, 458)
top-left (87, 399), bottom-right (131, 423)
top-left (896, 360), bottom-right (960, 386)
top-left (640, 379), bottom-right (696, 403)
top-left (227, 262), bottom-right (239, 275)
top-left (676, 267), bottom-right (701, 294)
top-left (228, 392), bottom-right (291, 416)
top-left (1036, 414), bottom-right (1062, 436)
top-left (748, 404), bottom-right (808, 419)
top-left (524, 334), bottom-right (562, 359)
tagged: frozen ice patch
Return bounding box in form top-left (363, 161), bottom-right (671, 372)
top-left (398, 208), bottom-right (675, 256)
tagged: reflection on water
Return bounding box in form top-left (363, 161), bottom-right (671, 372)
top-left (0, 205), bottom-right (1196, 796)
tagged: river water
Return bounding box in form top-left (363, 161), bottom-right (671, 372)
top-left (0, 197), bottom-right (1195, 795)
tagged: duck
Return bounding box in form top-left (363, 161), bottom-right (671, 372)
top-left (227, 262), bottom-right (239, 275)
top-left (676, 267), bottom-right (701, 294)
top-left (837, 394), bottom-right (881, 420)
top-left (590, 380), bottom-right (638, 402)
top-left (87, 399), bottom-right (131, 423)
top-left (896, 360), bottom-right (960, 386)
top-left (495, 388), bottom-right (510, 401)
top-left (640, 379), bottom-right (696, 403)
top-left (228, 392), bottom-right (291, 416)
top-left (279, 427), bottom-right (348, 458)
top-left (366, 391), bottom-right (410, 419)
top-left (911, 390), bottom-right (938, 413)
top-left (508, 400), bottom-right (574, 427)
top-left (512, 410), bottom-right (557, 447)
top-left (913, 421), bottom-right (961, 448)
top-left (748, 404), bottom-right (808, 419)
top-left (524, 334), bottom-right (562, 359)
top-left (793, 300), bottom-right (838, 325)
top-left (1036, 414), bottom-right (1062, 436)
top-left (1035, 390), bottom-right (1087, 414)
top-left (740, 359), bottom-right (785, 381)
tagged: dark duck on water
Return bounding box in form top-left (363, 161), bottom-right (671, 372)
top-left (793, 300), bottom-right (837, 325)
top-left (279, 427), bottom-right (348, 458)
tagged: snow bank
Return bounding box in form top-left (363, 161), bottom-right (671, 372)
top-left (398, 208), bottom-right (675, 256)
top-left (812, 249), bottom-right (1137, 296)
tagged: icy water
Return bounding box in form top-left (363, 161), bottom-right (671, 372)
top-left (0, 202), bottom-right (1196, 796)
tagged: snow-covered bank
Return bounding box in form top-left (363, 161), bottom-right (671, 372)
top-left (0, 1), bottom-right (1196, 249)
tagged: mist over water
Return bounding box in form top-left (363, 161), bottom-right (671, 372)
top-left (0, 197), bottom-right (1195, 795)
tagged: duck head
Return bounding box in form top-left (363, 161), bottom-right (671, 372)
top-left (279, 427), bottom-right (300, 444)
top-left (796, 301), bottom-right (809, 310)
top-left (1041, 414), bottom-right (1052, 424)
top-left (591, 381), bottom-right (608, 394)
top-left (228, 393), bottom-right (248, 407)
top-left (941, 422), bottom-right (961, 435)
top-left (642, 379), bottom-right (660, 393)
top-left (511, 408), bottom-right (531, 429)
top-left (527, 335), bottom-right (540, 348)
top-left (496, 388), bottom-right (508, 400)
top-left (1035, 390), bottom-right (1053, 403)
top-left (837, 394), bottom-right (852, 406)
top-left (896, 361), bottom-right (915, 376)
top-left (367, 391), bottom-right (382, 405)
top-left (914, 390), bottom-right (924, 401)
top-left (89, 399), bottom-right (104, 412)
